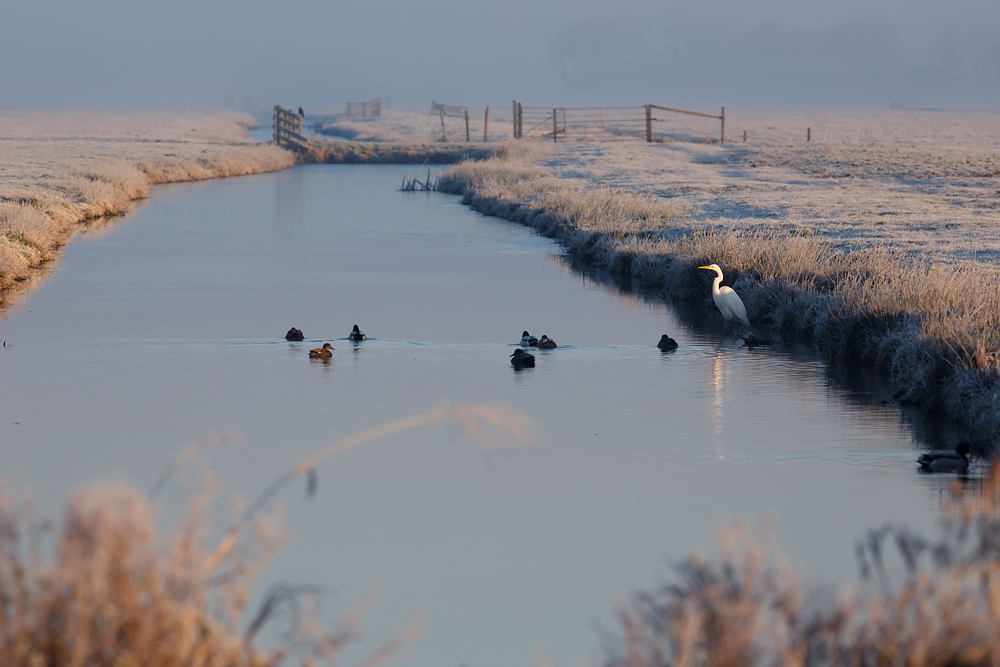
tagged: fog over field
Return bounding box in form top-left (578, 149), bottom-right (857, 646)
top-left (3, 0), bottom-right (999, 111)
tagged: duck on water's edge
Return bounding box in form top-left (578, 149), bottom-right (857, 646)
top-left (918, 442), bottom-right (971, 473)
top-left (309, 343), bottom-right (334, 359)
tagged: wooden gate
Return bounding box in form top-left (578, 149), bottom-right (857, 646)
top-left (273, 106), bottom-right (308, 151)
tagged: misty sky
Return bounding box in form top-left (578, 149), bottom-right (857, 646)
top-left (3, 0), bottom-right (999, 114)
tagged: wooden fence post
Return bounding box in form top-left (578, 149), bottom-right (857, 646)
top-left (465, 110), bottom-right (470, 142)
top-left (517, 102), bottom-right (523, 139)
top-left (484, 106), bottom-right (490, 142)
top-left (743, 130), bottom-right (747, 142)
top-left (720, 107), bottom-right (726, 142)
top-left (512, 100), bottom-right (517, 139)
top-left (552, 109), bottom-right (557, 142)
top-left (807, 127), bottom-right (811, 142)
top-left (645, 104), bottom-right (652, 142)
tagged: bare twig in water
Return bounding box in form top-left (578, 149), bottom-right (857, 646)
top-left (202, 404), bottom-right (534, 575)
top-left (148, 430), bottom-right (242, 499)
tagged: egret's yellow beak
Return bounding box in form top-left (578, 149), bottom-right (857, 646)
top-left (698, 265), bottom-right (712, 270)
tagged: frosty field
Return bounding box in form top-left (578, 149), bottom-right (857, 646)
top-left (0, 110), bottom-right (292, 305)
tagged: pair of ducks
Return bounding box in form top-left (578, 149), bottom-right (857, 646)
top-left (287, 325), bottom-right (365, 343)
top-left (520, 331), bottom-right (557, 349)
top-left (286, 325), bottom-right (366, 359)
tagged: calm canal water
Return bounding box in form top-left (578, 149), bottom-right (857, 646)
top-left (0, 164), bottom-right (963, 667)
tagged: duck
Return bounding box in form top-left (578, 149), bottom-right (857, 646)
top-left (657, 334), bottom-right (678, 350)
top-left (285, 327), bottom-right (305, 341)
top-left (917, 442), bottom-right (971, 473)
top-left (308, 343), bottom-right (334, 359)
top-left (698, 264), bottom-right (750, 336)
top-left (348, 325), bottom-right (366, 341)
top-left (510, 348), bottom-right (535, 369)
top-left (520, 331), bottom-right (538, 347)
top-left (537, 335), bottom-right (557, 349)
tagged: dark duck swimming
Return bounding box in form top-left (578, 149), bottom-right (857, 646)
top-left (917, 442), bottom-right (971, 473)
top-left (510, 348), bottom-right (535, 369)
top-left (657, 334), bottom-right (678, 350)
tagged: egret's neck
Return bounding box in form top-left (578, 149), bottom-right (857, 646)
top-left (712, 274), bottom-right (723, 295)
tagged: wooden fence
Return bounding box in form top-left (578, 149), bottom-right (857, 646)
top-left (431, 100), bottom-right (468, 117)
top-left (343, 98), bottom-right (381, 119)
top-left (273, 105), bottom-right (308, 151)
top-left (511, 101), bottom-right (725, 143)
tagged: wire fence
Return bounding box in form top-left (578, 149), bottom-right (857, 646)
top-left (511, 102), bottom-right (725, 143)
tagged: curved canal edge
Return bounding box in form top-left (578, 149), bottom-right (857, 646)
top-left (0, 111), bottom-right (296, 315)
top-left (436, 146), bottom-right (1000, 446)
top-left (0, 110), bottom-right (502, 319)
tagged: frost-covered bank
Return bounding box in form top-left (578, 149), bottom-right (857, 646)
top-left (0, 111), bottom-right (294, 310)
top-left (439, 114), bottom-right (1000, 443)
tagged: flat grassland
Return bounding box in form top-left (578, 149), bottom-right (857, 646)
top-left (0, 110), bottom-right (293, 308)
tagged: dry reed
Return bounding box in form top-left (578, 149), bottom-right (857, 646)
top-left (438, 144), bottom-right (1000, 443)
top-left (605, 461), bottom-right (1000, 667)
top-left (0, 404), bottom-right (531, 666)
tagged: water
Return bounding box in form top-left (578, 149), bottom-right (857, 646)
top-left (0, 164), bottom-right (961, 667)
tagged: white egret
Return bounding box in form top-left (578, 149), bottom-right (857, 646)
top-left (698, 264), bottom-right (750, 335)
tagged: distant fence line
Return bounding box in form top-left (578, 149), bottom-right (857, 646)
top-left (511, 101), bottom-right (725, 143)
top-left (344, 98), bottom-right (381, 119)
top-left (273, 105), bottom-right (308, 151)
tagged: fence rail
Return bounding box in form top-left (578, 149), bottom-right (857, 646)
top-left (511, 101), bottom-right (725, 143)
top-left (431, 100), bottom-right (468, 117)
top-left (273, 105), bottom-right (308, 151)
top-left (343, 98), bottom-right (381, 119)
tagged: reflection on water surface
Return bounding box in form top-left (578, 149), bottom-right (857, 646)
top-left (0, 164), bottom-right (969, 667)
